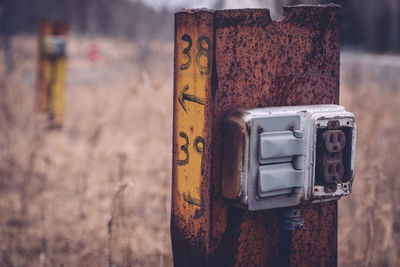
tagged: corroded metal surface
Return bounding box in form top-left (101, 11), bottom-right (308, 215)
top-left (221, 113), bottom-right (246, 200)
top-left (172, 4), bottom-right (340, 266)
top-left (289, 202), bottom-right (337, 266)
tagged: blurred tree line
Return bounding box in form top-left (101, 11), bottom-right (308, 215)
top-left (0, 0), bottom-right (399, 52)
top-left (0, 0), bottom-right (173, 40)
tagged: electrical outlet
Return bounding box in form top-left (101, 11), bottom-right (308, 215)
top-left (323, 160), bottom-right (344, 183)
top-left (323, 130), bottom-right (346, 153)
top-left (321, 129), bottom-right (346, 184)
top-left (315, 120), bottom-right (353, 193)
top-left (221, 105), bottom-right (356, 211)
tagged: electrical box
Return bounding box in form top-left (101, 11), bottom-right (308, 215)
top-left (42, 36), bottom-right (66, 58)
top-left (221, 105), bottom-right (356, 211)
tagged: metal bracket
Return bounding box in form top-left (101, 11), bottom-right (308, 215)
top-left (278, 207), bottom-right (305, 230)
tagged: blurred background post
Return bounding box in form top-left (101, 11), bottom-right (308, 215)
top-left (36, 21), bottom-right (67, 127)
top-left (0, 0), bottom-right (399, 266)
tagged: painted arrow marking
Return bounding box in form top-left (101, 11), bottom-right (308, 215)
top-left (182, 191), bottom-right (204, 219)
top-left (179, 85), bottom-right (205, 113)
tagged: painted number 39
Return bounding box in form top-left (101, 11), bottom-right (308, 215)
top-left (177, 131), bottom-right (205, 176)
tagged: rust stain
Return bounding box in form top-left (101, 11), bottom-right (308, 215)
top-left (172, 4), bottom-right (340, 266)
top-left (221, 112), bottom-right (246, 200)
top-left (289, 202), bottom-right (337, 266)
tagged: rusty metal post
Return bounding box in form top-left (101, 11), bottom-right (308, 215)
top-left (172, 4), bottom-right (340, 266)
top-left (36, 21), bottom-right (67, 127)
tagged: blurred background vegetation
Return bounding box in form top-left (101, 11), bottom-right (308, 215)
top-left (0, 0), bottom-right (399, 266)
top-left (1, 0), bottom-right (400, 51)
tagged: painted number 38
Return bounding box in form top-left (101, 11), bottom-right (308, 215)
top-left (180, 34), bottom-right (211, 74)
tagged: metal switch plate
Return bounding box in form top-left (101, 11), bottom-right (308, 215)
top-left (221, 104), bottom-right (356, 211)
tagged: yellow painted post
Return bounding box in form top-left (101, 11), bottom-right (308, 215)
top-left (36, 21), bottom-right (67, 127)
top-left (171, 12), bottom-right (214, 265)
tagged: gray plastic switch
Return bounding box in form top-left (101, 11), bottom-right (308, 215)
top-left (258, 163), bottom-right (304, 198)
top-left (259, 131), bottom-right (304, 164)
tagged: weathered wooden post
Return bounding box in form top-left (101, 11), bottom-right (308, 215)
top-left (36, 21), bottom-right (67, 127)
top-left (172, 4), bottom-right (340, 266)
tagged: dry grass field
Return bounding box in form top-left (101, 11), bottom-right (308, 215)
top-left (0, 36), bottom-right (399, 266)
top-left (339, 53), bottom-right (400, 266)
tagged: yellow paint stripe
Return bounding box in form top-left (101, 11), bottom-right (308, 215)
top-left (51, 57), bottom-right (66, 126)
top-left (173, 14), bottom-right (213, 236)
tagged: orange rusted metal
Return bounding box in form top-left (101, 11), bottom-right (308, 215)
top-left (172, 4), bottom-right (340, 266)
